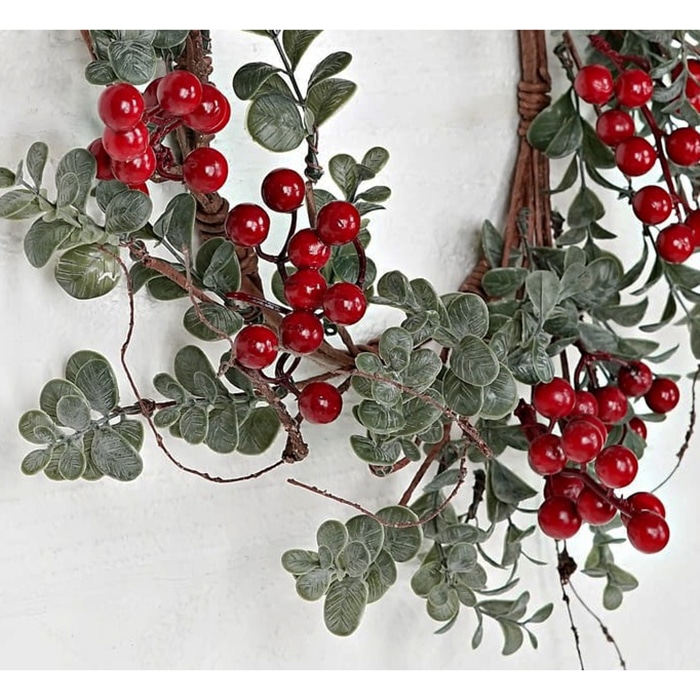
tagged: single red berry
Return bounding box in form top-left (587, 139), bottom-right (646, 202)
top-left (615, 137), bottom-right (657, 177)
top-left (261, 168), bottom-right (305, 213)
top-left (595, 109), bottom-right (635, 147)
top-left (617, 361), bottom-right (653, 398)
top-left (279, 311), bottom-right (324, 355)
top-left (298, 381), bottom-right (343, 424)
top-left (112, 147), bottom-right (156, 186)
top-left (585, 414), bottom-right (609, 441)
top-left (628, 416), bottom-right (647, 440)
top-left (644, 377), bottom-right (680, 413)
top-left (156, 70), bottom-right (203, 116)
top-left (666, 127), bottom-right (700, 167)
top-left (594, 386), bottom-right (628, 424)
top-left (142, 78), bottom-right (162, 110)
top-left (685, 61), bottom-right (700, 111)
top-left (656, 223), bottom-right (694, 264)
top-left (576, 488), bottom-right (617, 525)
top-left (528, 434), bottom-right (567, 476)
top-left (233, 324), bottom-right (278, 370)
top-left (621, 491), bottom-right (666, 526)
top-left (87, 138), bottom-right (114, 181)
top-left (316, 201), bottom-right (361, 246)
top-left (287, 229), bottom-right (331, 269)
top-left (684, 210), bottom-right (700, 248)
top-left (594, 445), bottom-right (638, 489)
top-left (182, 147), bottom-right (228, 195)
top-left (574, 64), bottom-right (614, 105)
top-left (544, 472), bottom-right (585, 502)
top-left (225, 203), bottom-right (270, 247)
top-left (631, 186), bottom-right (672, 226)
top-left (532, 378), bottom-right (575, 419)
top-left (561, 418), bottom-right (605, 464)
top-left (182, 84), bottom-right (231, 134)
top-left (102, 121), bottom-right (149, 162)
top-left (537, 496), bottom-right (582, 539)
top-left (322, 283), bottom-right (367, 325)
top-left (283, 269), bottom-right (328, 310)
top-left (572, 390), bottom-right (598, 417)
top-left (98, 83), bottom-right (145, 131)
top-left (614, 69), bottom-right (654, 108)
top-left (626, 511), bottom-right (670, 553)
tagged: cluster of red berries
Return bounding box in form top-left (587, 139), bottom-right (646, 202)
top-left (88, 70), bottom-right (231, 194)
top-left (525, 363), bottom-right (678, 554)
top-left (575, 63), bottom-right (700, 264)
top-left (226, 168), bottom-right (368, 426)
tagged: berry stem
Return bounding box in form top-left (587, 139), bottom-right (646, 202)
top-left (277, 210), bottom-right (298, 283)
top-left (353, 237), bottom-right (368, 289)
top-left (398, 424), bottom-right (451, 506)
top-left (557, 467), bottom-right (633, 518)
top-left (225, 291), bottom-right (291, 315)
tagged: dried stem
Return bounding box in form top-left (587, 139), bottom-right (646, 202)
top-left (556, 542), bottom-right (586, 671)
top-left (399, 425), bottom-right (451, 506)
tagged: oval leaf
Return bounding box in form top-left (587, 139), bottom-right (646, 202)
top-left (247, 94), bottom-right (304, 153)
top-left (323, 578), bottom-right (368, 637)
top-left (91, 425), bottom-right (143, 481)
top-left (54, 244), bottom-right (121, 299)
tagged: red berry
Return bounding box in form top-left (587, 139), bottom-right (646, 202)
top-left (261, 168), bottom-right (305, 213)
top-left (102, 122), bottom-right (149, 162)
top-left (225, 203), bottom-right (270, 247)
top-left (628, 416), bottom-right (647, 440)
top-left (98, 83), bottom-right (145, 131)
top-left (595, 109), bottom-right (635, 147)
top-left (585, 414), bottom-right (609, 440)
top-left (631, 186), bottom-right (672, 226)
top-left (572, 390), bottom-right (598, 417)
top-left (182, 147), bottom-right (228, 195)
top-left (576, 488), bottom-right (617, 525)
top-left (283, 269), bottom-right (328, 310)
top-left (561, 418), bottom-right (605, 464)
top-left (537, 496), bottom-right (582, 539)
top-left (157, 70), bottom-right (203, 116)
top-left (594, 386), bottom-right (628, 424)
top-left (322, 282), bottom-right (367, 325)
top-left (528, 434), bottom-right (567, 476)
top-left (615, 137), bottom-right (656, 176)
top-left (544, 472), bottom-right (585, 501)
top-left (142, 78), bottom-right (162, 110)
top-left (87, 138), bottom-right (114, 181)
top-left (617, 361), bottom-right (653, 398)
top-left (233, 324), bottom-right (278, 370)
top-left (656, 223), bottom-right (694, 264)
top-left (621, 491), bottom-right (666, 526)
top-left (532, 378), bottom-right (575, 419)
top-left (684, 210), bottom-right (700, 248)
top-left (666, 127), bottom-right (700, 167)
top-left (626, 511), bottom-right (670, 553)
top-left (316, 201), bottom-right (361, 246)
top-left (685, 60), bottom-right (700, 111)
top-left (574, 64), bottom-right (614, 105)
top-left (614, 69), bottom-right (654, 108)
top-left (279, 311), bottom-right (324, 355)
top-left (287, 229), bottom-right (331, 269)
top-left (594, 445), bottom-right (638, 489)
top-left (644, 377), bottom-right (680, 413)
top-left (182, 84), bottom-right (231, 134)
top-left (112, 147), bottom-right (156, 186)
top-left (298, 381), bottom-right (343, 424)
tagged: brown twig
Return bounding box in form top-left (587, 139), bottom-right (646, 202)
top-left (399, 424), bottom-right (451, 506)
top-left (556, 542), bottom-right (586, 671)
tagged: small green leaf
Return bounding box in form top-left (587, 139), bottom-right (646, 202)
top-left (400, 349), bottom-right (442, 392)
top-left (65, 351), bottom-right (118, 416)
top-left (480, 364), bottom-right (518, 420)
top-left (443, 370), bottom-right (483, 416)
top-left (18, 410), bottom-right (58, 445)
top-left (345, 514), bottom-right (384, 562)
top-left (447, 543), bottom-right (478, 572)
top-left (206, 405), bottom-right (239, 453)
top-left (281, 549), bottom-right (320, 575)
top-left (426, 584), bottom-right (460, 622)
top-left (85, 60), bottom-right (118, 85)
top-left (21, 448), bottom-right (53, 476)
top-left (91, 425), bottom-right (143, 481)
top-left (173, 346), bottom-right (219, 396)
top-left (376, 506), bottom-right (422, 562)
top-left (526, 603), bottom-right (554, 624)
top-left (296, 569), bottom-right (331, 601)
top-left (282, 30), bottom-right (322, 69)
top-left (309, 51), bottom-right (352, 88)
top-left (182, 303), bottom-right (243, 341)
top-left (316, 520), bottom-right (348, 556)
top-left (482, 267), bottom-right (528, 297)
top-left (603, 582), bottom-right (624, 610)
top-left (489, 459), bottom-right (537, 504)
top-left (329, 154), bottom-right (357, 199)
top-left (450, 335), bottom-right (500, 386)
top-left (237, 406), bottom-right (280, 455)
top-left (108, 40), bottom-right (156, 85)
top-left (152, 30), bottom-right (190, 49)
top-left (40, 379), bottom-right (87, 424)
top-left (349, 435), bottom-right (402, 465)
top-left (323, 578), bottom-right (368, 637)
top-left (23, 219), bottom-right (75, 268)
top-left (153, 193), bottom-right (196, 252)
top-left (306, 78), bottom-right (357, 126)
top-left (105, 189), bottom-right (152, 236)
top-left (179, 405), bottom-right (209, 445)
top-left (526, 270), bottom-right (560, 322)
top-left (0, 190), bottom-right (41, 219)
top-left (378, 327), bottom-right (413, 371)
top-left (200, 239), bottom-right (241, 293)
top-left (54, 244), bottom-right (121, 299)
top-left (26, 142), bottom-right (48, 189)
top-left (447, 293), bottom-right (489, 339)
top-left (356, 186), bottom-right (391, 203)
top-left (55, 394), bottom-right (91, 431)
top-left (337, 540), bottom-right (372, 577)
top-left (356, 400), bottom-right (405, 434)
top-left (527, 89), bottom-right (583, 158)
top-left (498, 619), bottom-right (524, 655)
top-left (247, 94), bottom-right (305, 153)
top-left (233, 62), bottom-right (282, 100)
top-left (568, 187), bottom-right (605, 227)
top-left (0, 167), bottom-right (16, 187)
top-left (361, 147), bottom-right (389, 175)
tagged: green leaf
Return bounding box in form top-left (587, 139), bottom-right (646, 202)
top-left (18, 410), bottom-right (58, 445)
top-left (153, 193), bottom-right (195, 252)
top-left (201, 240), bottom-right (241, 293)
top-left (450, 335), bottom-right (500, 386)
top-left (379, 327), bottom-right (413, 371)
top-left (95, 180), bottom-right (128, 213)
top-left (91, 425), bottom-right (143, 481)
top-left (548, 156), bottom-right (579, 194)
top-left (345, 514), bottom-right (384, 561)
top-left (526, 270), bottom-right (560, 321)
top-left (480, 364), bottom-right (518, 420)
top-left (376, 270), bottom-right (412, 305)
top-left (349, 435), bottom-right (401, 465)
top-left (481, 220), bottom-right (504, 268)
top-left (206, 405), bottom-right (239, 454)
top-left (55, 394), bottom-right (91, 431)
top-left (578, 322), bottom-right (619, 353)
top-left (427, 584), bottom-right (460, 622)
top-left (56, 148), bottom-right (96, 211)
top-left (56, 173), bottom-right (80, 208)
top-left (356, 186), bottom-right (391, 203)
top-left (237, 406), bottom-right (280, 455)
top-left (482, 267), bottom-right (528, 297)
top-left (296, 569), bottom-right (331, 602)
top-left (366, 550), bottom-right (398, 603)
top-left (26, 142), bottom-right (48, 189)
top-left (527, 90), bottom-right (583, 158)
top-left (599, 298), bottom-right (649, 327)
top-left (337, 541), bottom-right (372, 577)
top-left (153, 406), bottom-right (180, 429)
top-left (526, 603), bottom-right (554, 624)
top-left (108, 40), bottom-right (156, 85)
top-left (232, 62), bottom-right (282, 100)
top-left (489, 459), bottom-right (537, 504)
top-left (317, 520), bottom-right (348, 556)
top-left (65, 354), bottom-right (118, 415)
top-left (182, 303), bottom-right (243, 341)
top-left (361, 147), bottom-right (389, 175)
top-left (85, 60), bottom-right (117, 85)
top-left (105, 189), bottom-right (152, 236)
top-left (447, 543), bottom-right (478, 572)
top-left (247, 93), bottom-right (305, 153)
top-left (282, 30), bottom-right (322, 69)
top-left (498, 619), bottom-right (524, 656)
top-left (309, 51), bottom-right (352, 88)
top-left (40, 379), bottom-right (87, 425)
top-left (400, 349), bottom-right (442, 392)
top-left (173, 346), bottom-right (218, 396)
top-left (57, 443), bottom-right (85, 480)
top-left (567, 187), bottom-right (605, 227)
top-left (23, 219), bottom-right (74, 268)
top-left (114, 419), bottom-right (144, 451)
top-left (376, 505), bottom-right (422, 562)
top-left (54, 244), bottom-right (121, 299)
top-left (0, 190), bottom-right (41, 219)
top-left (603, 582), bottom-right (623, 610)
top-left (443, 370), bottom-right (483, 416)
top-left (153, 372), bottom-right (188, 401)
top-left (356, 400), bottom-right (405, 434)
top-left (447, 293), bottom-right (489, 339)
top-left (306, 78), bottom-right (357, 126)
top-left (21, 448), bottom-right (53, 476)
top-left (573, 256), bottom-right (623, 308)
top-left (324, 578), bottom-right (368, 637)
top-left (329, 154), bottom-right (357, 199)
top-left (152, 30), bottom-right (190, 49)
top-left (664, 260), bottom-right (700, 289)
top-left (179, 405), bottom-right (209, 444)
top-left (581, 119), bottom-right (615, 169)
top-left (281, 548), bottom-right (320, 575)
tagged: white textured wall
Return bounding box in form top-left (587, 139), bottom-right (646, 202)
top-left (0, 30), bottom-right (697, 670)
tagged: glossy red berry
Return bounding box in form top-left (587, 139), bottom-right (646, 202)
top-left (673, 59), bottom-right (700, 111)
top-left (614, 69), bottom-right (654, 108)
top-left (644, 377), bottom-right (680, 413)
top-left (98, 83), bottom-right (145, 131)
top-left (576, 488), bottom-right (617, 525)
top-left (684, 210), bottom-right (700, 248)
top-left (594, 386), bottom-right (628, 424)
top-left (287, 229), bottom-right (331, 270)
top-left (528, 434), bottom-right (567, 476)
top-left (233, 324), bottom-right (278, 370)
top-left (631, 186), bottom-right (672, 226)
top-left (537, 496), bottom-right (582, 539)
top-left (182, 147), bottom-right (228, 194)
top-left (88, 138), bottom-right (114, 180)
top-left (279, 311), bottom-right (324, 355)
top-left (572, 390), bottom-right (598, 417)
top-left (183, 84), bottom-right (231, 134)
top-left (142, 78), bottom-right (162, 110)
top-left (595, 109), bottom-right (635, 147)
top-left (544, 472), bottom-right (585, 502)
top-left (561, 418), bottom-right (605, 464)
top-left (621, 491), bottom-right (666, 526)
top-left (532, 378), bottom-right (575, 419)
top-left (585, 414), bottom-right (609, 441)
top-left (656, 223), bottom-right (694, 264)
top-left (594, 445), bottom-right (638, 489)
top-left (626, 511), bottom-right (670, 553)
top-left (225, 203), bottom-right (270, 247)
top-left (615, 137), bottom-right (656, 177)
top-left (102, 122), bottom-right (149, 162)
top-left (112, 147), bottom-right (156, 186)
top-left (617, 361), bottom-right (653, 398)
top-left (283, 269), bottom-right (328, 310)
top-left (298, 381), bottom-right (343, 424)
top-left (666, 127), bottom-right (700, 166)
top-left (261, 169), bottom-right (305, 212)
top-left (157, 70), bottom-right (203, 116)
top-left (316, 201), bottom-right (361, 246)
top-left (322, 283), bottom-right (367, 325)
top-left (628, 416), bottom-right (647, 440)
top-left (574, 64), bottom-right (614, 105)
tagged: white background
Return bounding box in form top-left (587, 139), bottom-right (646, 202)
top-left (0, 30), bottom-right (698, 671)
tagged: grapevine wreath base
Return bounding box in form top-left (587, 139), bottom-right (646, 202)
top-left (3, 29), bottom-right (700, 669)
